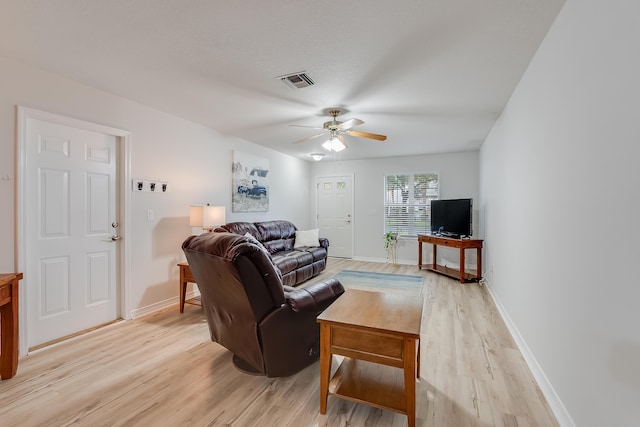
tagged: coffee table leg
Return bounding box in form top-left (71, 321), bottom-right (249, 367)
top-left (319, 323), bottom-right (331, 414)
top-left (404, 338), bottom-right (417, 427)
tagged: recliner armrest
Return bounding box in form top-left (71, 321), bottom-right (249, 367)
top-left (319, 238), bottom-right (329, 249)
top-left (284, 278), bottom-right (344, 313)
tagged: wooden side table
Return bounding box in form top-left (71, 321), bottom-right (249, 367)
top-left (418, 234), bottom-right (483, 283)
top-left (317, 289), bottom-right (423, 427)
top-left (1, 272), bottom-right (23, 380)
top-left (177, 262), bottom-right (200, 313)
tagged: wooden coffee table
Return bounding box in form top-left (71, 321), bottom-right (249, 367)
top-left (317, 289), bottom-right (423, 427)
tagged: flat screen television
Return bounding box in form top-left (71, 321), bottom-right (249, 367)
top-left (430, 198), bottom-right (473, 238)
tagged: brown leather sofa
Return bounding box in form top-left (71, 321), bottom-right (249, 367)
top-left (213, 220), bottom-right (328, 287)
top-left (182, 231), bottom-right (344, 377)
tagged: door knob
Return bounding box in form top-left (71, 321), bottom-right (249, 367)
top-left (110, 234), bottom-right (122, 241)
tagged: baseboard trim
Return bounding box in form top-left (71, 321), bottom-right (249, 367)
top-left (130, 290), bottom-right (200, 319)
top-left (483, 278), bottom-right (576, 427)
top-left (26, 319), bottom-right (124, 356)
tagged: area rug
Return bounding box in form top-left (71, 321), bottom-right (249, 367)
top-left (332, 270), bottom-right (424, 296)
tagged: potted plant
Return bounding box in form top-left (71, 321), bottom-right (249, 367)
top-left (384, 231), bottom-right (398, 265)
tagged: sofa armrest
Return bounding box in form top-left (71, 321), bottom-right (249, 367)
top-left (284, 278), bottom-right (344, 313)
top-left (319, 238), bottom-right (329, 249)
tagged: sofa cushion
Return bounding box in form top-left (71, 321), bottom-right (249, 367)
top-left (256, 220), bottom-right (297, 242)
top-left (271, 250), bottom-right (314, 276)
top-left (301, 246), bottom-right (327, 262)
top-left (295, 264), bottom-right (315, 285)
top-left (280, 271), bottom-right (297, 287)
top-left (262, 238), bottom-right (294, 255)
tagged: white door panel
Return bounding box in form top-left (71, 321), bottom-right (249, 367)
top-left (40, 256), bottom-right (70, 316)
top-left (26, 118), bottom-right (118, 348)
top-left (317, 175), bottom-right (353, 258)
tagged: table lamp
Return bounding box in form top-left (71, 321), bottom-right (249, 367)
top-left (189, 204), bottom-right (226, 232)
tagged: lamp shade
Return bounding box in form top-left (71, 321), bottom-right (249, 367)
top-left (189, 206), bottom-right (205, 226)
top-left (189, 205), bottom-right (226, 229)
top-left (203, 205), bottom-right (226, 229)
top-left (322, 136), bottom-right (346, 152)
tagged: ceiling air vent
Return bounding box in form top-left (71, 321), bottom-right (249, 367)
top-left (278, 72), bottom-right (315, 89)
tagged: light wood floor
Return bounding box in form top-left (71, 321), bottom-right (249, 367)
top-left (0, 259), bottom-right (558, 426)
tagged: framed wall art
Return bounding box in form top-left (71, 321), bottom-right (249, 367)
top-left (232, 150), bottom-right (270, 212)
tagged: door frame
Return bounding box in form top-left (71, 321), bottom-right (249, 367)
top-left (315, 174), bottom-right (355, 258)
top-left (16, 106), bottom-right (132, 356)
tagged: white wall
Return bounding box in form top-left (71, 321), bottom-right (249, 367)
top-left (479, 1), bottom-right (640, 426)
top-left (310, 151), bottom-right (479, 263)
top-left (0, 55), bottom-right (311, 314)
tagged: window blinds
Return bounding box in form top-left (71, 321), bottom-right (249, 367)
top-left (384, 173), bottom-right (439, 238)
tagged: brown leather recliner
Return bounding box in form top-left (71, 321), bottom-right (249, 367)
top-left (182, 231), bottom-right (344, 377)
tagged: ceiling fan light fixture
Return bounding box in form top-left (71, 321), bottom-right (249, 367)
top-left (310, 153), bottom-right (325, 161)
top-left (289, 107), bottom-right (386, 149)
top-left (322, 136), bottom-right (346, 152)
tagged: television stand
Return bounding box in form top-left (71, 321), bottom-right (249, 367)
top-left (417, 234), bottom-right (483, 283)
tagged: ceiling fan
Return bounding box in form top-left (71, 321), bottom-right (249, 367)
top-left (290, 109), bottom-right (387, 152)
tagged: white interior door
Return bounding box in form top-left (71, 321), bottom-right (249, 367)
top-left (24, 117), bottom-right (119, 348)
top-left (316, 175), bottom-right (354, 258)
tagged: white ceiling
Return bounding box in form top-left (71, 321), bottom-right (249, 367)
top-left (0, 0), bottom-right (565, 162)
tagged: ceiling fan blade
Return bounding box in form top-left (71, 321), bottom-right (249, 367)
top-left (291, 133), bottom-right (325, 144)
top-left (289, 124), bottom-right (326, 130)
top-left (336, 118), bottom-right (364, 131)
top-left (347, 130), bottom-right (387, 141)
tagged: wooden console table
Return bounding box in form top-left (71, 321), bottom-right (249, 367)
top-left (318, 289), bottom-right (423, 427)
top-left (418, 234), bottom-right (483, 283)
top-left (177, 262), bottom-right (200, 313)
top-left (1, 272), bottom-right (23, 380)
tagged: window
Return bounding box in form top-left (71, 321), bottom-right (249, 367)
top-left (384, 173), bottom-right (439, 238)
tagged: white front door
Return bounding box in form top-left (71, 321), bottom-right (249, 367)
top-left (24, 117), bottom-right (120, 348)
top-left (316, 175), bottom-right (354, 258)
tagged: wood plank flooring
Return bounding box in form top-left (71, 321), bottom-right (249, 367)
top-left (0, 258), bottom-right (559, 426)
